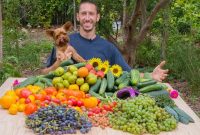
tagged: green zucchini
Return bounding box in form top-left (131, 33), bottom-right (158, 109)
top-left (107, 70), bottom-right (115, 91)
top-left (164, 106), bottom-right (179, 121)
top-left (137, 80), bottom-right (157, 89)
top-left (104, 92), bottom-right (114, 97)
top-left (172, 107), bottom-right (194, 123)
top-left (145, 89), bottom-right (169, 97)
top-left (139, 83), bottom-right (164, 93)
top-left (130, 69), bottom-right (140, 86)
top-left (179, 116), bottom-right (190, 124)
top-left (99, 78), bottom-right (107, 95)
top-left (14, 76), bottom-right (38, 89)
top-left (115, 71), bottom-right (129, 85)
top-left (73, 62), bottom-right (86, 68)
top-left (39, 77), bottom-right (53, 87)
top-left (118, 77), bottom-right (130, 89)
top-left (42, 72), bottom-right (55, 79)
top-left (89, 90), bottom-right (104, 100)
top-left (60, 59), bottom-right (74, 67)
top-left (89, 78), bottom-right (102, 93)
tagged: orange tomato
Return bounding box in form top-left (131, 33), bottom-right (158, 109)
top-left (44, 87), bottom-right (57, 95)
top-left (0, 95), bottom-right (17, 109)
top-left (24, 103), bottom-right (38, 115)
top-left (8, 104), bottom-right (18, 115)
top-left (34, 94), bottom-right (45, 101)
top-left (83, 97), bottom-right (98, 108)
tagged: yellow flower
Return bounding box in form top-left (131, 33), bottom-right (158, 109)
top-left (110, 64), bottom-right (123, 77)
top-left (103, 60), bottom-right (110, 67)
top-left (98, 64), bottom-right (109, 74)
top-left (88, 58), bottom-right (102, 68)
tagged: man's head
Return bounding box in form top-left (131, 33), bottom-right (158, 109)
top-left (77, 0), bottom-right (100, 33)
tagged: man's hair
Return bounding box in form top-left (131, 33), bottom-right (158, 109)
top-left (78, 0), bottom-right (99, 13)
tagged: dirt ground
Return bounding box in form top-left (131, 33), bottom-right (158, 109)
top-left (23, 28), bottom-right (200, 118)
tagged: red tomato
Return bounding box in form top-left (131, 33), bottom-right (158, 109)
top-left (102, 104), bottom-right (112, 111)
top-left (67, 100), bottom-right (73, 106)
top-left (44, 95), bottom-right (51, 101)
top-left (76, 100), bottom-right (84, 107)
top-left (69, 98), bottom-right (77, 106)
top-left (25, 98), bottom-right (31, 104)
top-left (20, 89), bottom-right (32, 98)
top-left (52, 98), bottom-right (60, 104)
top-left (44, 87), bottom-right (57, 95)
top-left (88, 111), bottom-right (94, 116)
top-left (34, 94), bottom-right (45, 101)
top-left (24, 103), bottom-right (38, 115)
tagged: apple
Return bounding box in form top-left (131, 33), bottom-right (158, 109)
top-left (62, 72), bottom-right (72, 80)
top-left (54, 67), bottom-right (65, 76)
top-left (68, 65), bottom-right (78, 73)
top-left (67, 75), bottom-right (77, 84)
top-left (52, 77), bottom-right (63, 85)
top-left (96, 70), bottom-right (105, 78)
top-left (76, 78), bottom-right (84, 86)
top-left (63, 80), bottom-right (70, 88)
top-left (80, 83), bottom-right (90, 92)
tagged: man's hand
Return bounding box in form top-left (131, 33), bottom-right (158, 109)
top-left (151, 61), bottom-right (169, 82)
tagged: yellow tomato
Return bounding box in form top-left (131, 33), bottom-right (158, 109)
top-left (8, 104), bottom-right (18, 115)
top-left (28, 95), bottom-right (35, 102)
top-left (19, 98), bottom-right (26, 104)
top-left (74, 107), bottom-right (82, 113)
top-left (5, 90), bottom-right (16, 96)
top-left (18, 104), bottom-right (26, 112)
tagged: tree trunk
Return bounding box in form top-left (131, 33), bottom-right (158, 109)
top-left (0, 0), bottom-right (3, 62)
top-left (161, 4), bottom-right (169, 60)
top-left (73, 0), bottom-right (77, 31)
top-left (122, 0), bottom-right (170, 67)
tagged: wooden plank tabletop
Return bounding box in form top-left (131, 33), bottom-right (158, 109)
top-left (0, 77), bottom-right (200, 135)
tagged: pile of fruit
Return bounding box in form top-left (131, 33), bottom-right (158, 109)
top-left (0, 58), bottom-right (195, 134)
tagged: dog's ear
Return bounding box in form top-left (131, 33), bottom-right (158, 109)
top-left (63, 21), bottom-right (73, 31)
top-left (46, 29), bottom-right (54, 37)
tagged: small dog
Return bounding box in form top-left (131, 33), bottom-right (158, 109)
top-left (41, 21), bottom-right (86, 74)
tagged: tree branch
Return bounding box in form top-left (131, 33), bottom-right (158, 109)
top-left (136, 0), bottom-right (170, 44)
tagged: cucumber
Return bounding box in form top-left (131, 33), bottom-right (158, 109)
top-left (42, 72), bottom-right (55, 79)
top-left (89, 78), bottom-right (102, 93)
top-left (145, 89), bottom-right (169, 97)
top-left (89, 90), bottom-right (104, 100)
top-left (172, 107), bottom-right (194, 123)
top-left (99, 78), bottom-right (107, 95)
top-left (60, 59), bottom-right (74, 67)
top-left (34, 81), bottom-right (45, 88)
top-left (164, 106), bottom-right (179, 121)
top-left (104, 92), bottom-right (114, 97)
top-left (139, 83), bottom-right (164, 93)
top-left (118, 77), bottom-right (130, 89)
top-left (137, 80), bottom-right (157, 89)
top-left (130, 69), bottom-right (140, 86)
top-left (107, 70), bottom-right (115, 91)
top-left (14, 76), bottom-right (38, 89)
top-left (179, 116), bottom-right (190, 124)
top-left (73, 62), bottom-right (86, 68)
top-left (39, 77), bottom-right (53, 87)
top-left (115, 71), bottom-right (129, 85)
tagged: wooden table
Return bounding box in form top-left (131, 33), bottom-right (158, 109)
top-left (0, 77), bottom-right (200, 135)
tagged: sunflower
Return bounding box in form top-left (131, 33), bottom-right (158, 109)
top-left (88, 58), bottom-right (102, 69)
top-left (98, 63), bottom-right (109, 74)
top-left (103, 60), bottom-right (110, 67)
top-left (110, 64), bottom-right (123, 77)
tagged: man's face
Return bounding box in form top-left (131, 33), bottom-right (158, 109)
top-left (77, 3), bottom-right (100, 32)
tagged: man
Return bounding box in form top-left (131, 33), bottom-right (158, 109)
top-left (43, 0), bottom-right (168, 82)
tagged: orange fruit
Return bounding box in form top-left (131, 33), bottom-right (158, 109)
top-left (0, 95), bottom-right (17, 109)
top-left (18, 104), bottom-right (26, 112)
top-left (77, 67), bottom-right (89, 78)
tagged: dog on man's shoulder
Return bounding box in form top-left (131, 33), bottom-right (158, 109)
top-left (42, 21), bottom-right (85, 74)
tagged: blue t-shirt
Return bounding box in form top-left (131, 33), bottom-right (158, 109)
top-left (46, 33), bottom-right (131, 71)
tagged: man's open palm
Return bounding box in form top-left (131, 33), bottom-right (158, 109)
top-left (152, 61), bottom-right (169, 82)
